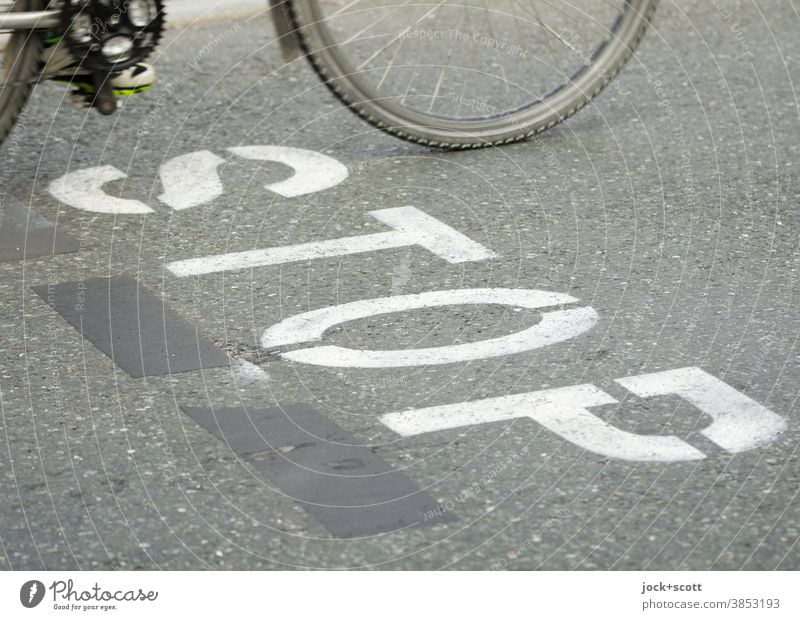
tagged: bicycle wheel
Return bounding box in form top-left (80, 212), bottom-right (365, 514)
top-left (0, 0), bottom-right (43, 145)
top-left (288, 0), bottom-right (658, 148)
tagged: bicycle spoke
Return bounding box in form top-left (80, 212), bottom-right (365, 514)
top-left (354, 0), bottom-right (447, 72)
top-left (310, 0), bottom-right (632, 119)
top-left (292, 0), bottom-right (655, 145)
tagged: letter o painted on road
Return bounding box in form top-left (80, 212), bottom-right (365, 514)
top-left (261, 288), bottom-right (599, 368)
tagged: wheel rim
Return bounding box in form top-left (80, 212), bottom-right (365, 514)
top-left (295, 0), bottom-right (652, 138)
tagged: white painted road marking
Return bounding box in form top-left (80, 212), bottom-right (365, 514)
top-left (227, 145), bottom-right (349, 198)
top-left (48, 165), bottom-right (153, 214)
top-left (48, 145), bottom-right (349, 213)
top-left (262, 288), bottom-right (598, 368)
top-left (381, 384), bottom-right (705, 462)
top-left (615, 367), bottom-right (788, 453)
top-left (166, 206), bottom-right (495, 277)
top-left (42, 148), bottom-right (789, 464)
top-left (379, 367), bottom-right (787, 461)
top-left (158, 150), bottom-right (226, 210)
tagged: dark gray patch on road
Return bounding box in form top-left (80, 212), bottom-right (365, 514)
top-left (33, 276), bottom-right (229, 377)
top-left (180, 403), bottom-right (453, 538)
top-left (0, 196), bottom-right (79, 262)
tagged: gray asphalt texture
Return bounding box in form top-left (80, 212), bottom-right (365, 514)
top-left (1, 0), bottom-right (799, 570)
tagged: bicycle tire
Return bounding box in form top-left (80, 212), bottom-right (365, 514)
top-left (0, 0), bottom-right (43, 146)
top-left (288, 0), bottom-right (658, 149)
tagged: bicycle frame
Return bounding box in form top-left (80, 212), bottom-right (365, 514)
top-left (0, 9), bottom-right (60, 29)
top-left (270, 0), bottom-right (301, 61)
top-left (0, 1), bottom-right (302, 61)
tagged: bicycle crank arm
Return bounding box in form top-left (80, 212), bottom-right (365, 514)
top-left (0, 9), bottom-right (62, 30)
top-left (91, 73), bottom-right (118, 116)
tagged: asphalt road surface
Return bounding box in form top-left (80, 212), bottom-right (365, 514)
top-left (1, 0), bottom-right (798, 570)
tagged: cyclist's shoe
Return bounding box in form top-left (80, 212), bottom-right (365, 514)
top-left (43, 32), bottom-right (157, 97)
top-left (110, 63), bottom-right (157, 95)
top-left (53, 63), bottom-right (157, 96)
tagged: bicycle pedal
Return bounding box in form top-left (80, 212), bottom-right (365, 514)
top-left (68, 88), bottom-right (121, 113)
top-left (68, 89), bottom-right (93, 110)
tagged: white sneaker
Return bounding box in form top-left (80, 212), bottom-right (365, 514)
top-left (54, 62), bottom-right (156, 96)
top-left (111, 63), bottom-right (156, 94)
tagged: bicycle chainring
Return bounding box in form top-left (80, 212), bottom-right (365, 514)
top-left (60, 0), bottom-right (164, 73)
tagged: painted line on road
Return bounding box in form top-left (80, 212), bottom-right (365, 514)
top-left (167, 206), bottom-right (495, 277)
top-left (180, 403), bottom-right (453, 538)
top-left (615, 367), bottom-right (787, 453)
top-left (48, 166), bottom-right (153, 214)
top-left (0, 196), bottom-right (79, 262)
top-left (158, 150), bottom-right (226, 211)
top-left (379, 367), bottom-right (787, 461)
top-left (226, 146), bottom-right (349, 198)
top-left (33, 276), bottom-right (229, 377)
top-left (51, 146), bottom-right (350, 214)
top-left (381, 383), bottom-right (705, 462)
top-left (263, 288), bottom-right (598, 368)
